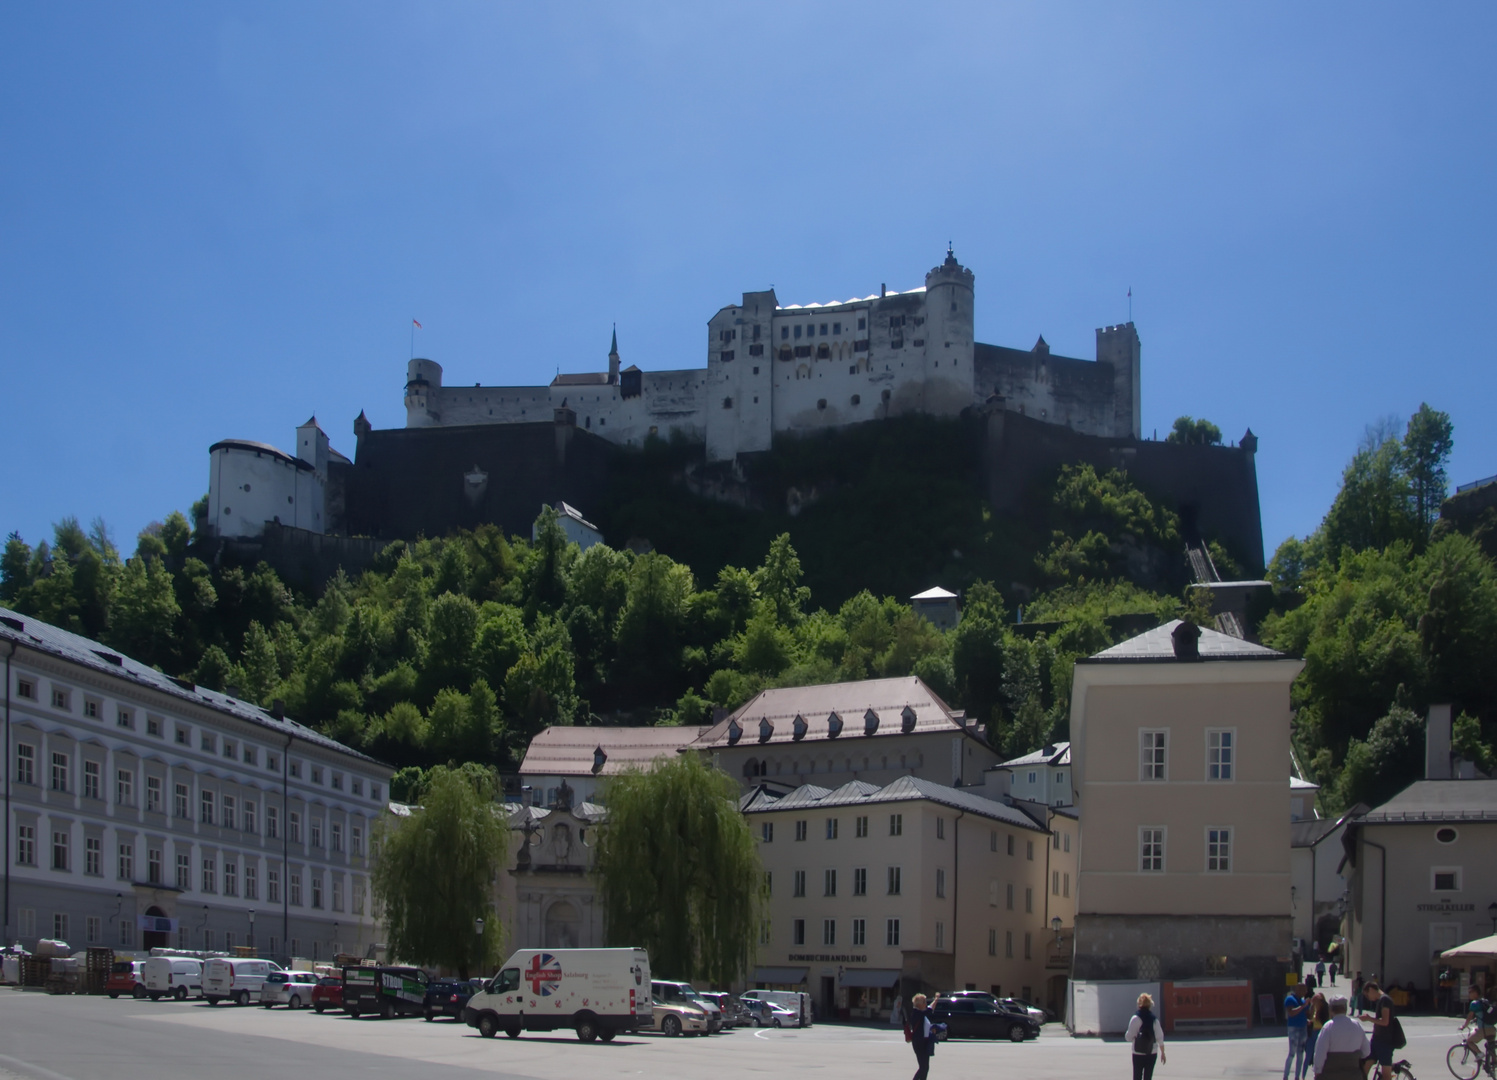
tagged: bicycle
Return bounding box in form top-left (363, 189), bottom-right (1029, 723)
top-left (1447, 1038), bottom-right (1497, 1080)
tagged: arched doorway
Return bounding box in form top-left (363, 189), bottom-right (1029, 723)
top-left (543, 901), bottom-right (580, 949)
top-left (142, 906), bottom-right (169, 951)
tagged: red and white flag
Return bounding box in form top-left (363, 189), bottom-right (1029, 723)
top-left (412, 318), bottom-right (423, 330)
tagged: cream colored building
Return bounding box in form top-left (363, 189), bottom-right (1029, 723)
top-left (1070, 621), bottom-right (1302, 992)
top-left (492, 802), bottom-right (608, 955)
top-left (742, 776), bottom-right (1076, 1020)
top-left (690, 676), bottom-right (1002, 792)
top-left (518, 724), bottom-right (706, 807)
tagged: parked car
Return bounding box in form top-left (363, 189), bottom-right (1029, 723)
top-left (651, 995), bottom-right (710, 1037)
top-left (204, 957), bottom-right (280, 1005)
top-left (932, 997), bottom-right (1039, 1042)
top-left (142, 957), bottom-right (203, 1001)
top-left (999, 997), bottom-right (1050, 1022)
top-left (342, 965), bottom-right (429, 1019)
top-left (465, 948), bottom-right (650, 1041)
top-left (259, 970), bottom-right (321, 1009)
top-left (697, 992), bottom-right (750, 1028)
top-left (742, 998), bottom-right (800, 1028)
top-left (652, 980), bottom-right (722, 1033)
top-left (106, 960), bottom-right (145, 999)
top-left (312, 976), bottom-right (344, 1013)
top-left (423, 979), bottom-right (477, 1021)
top-left (740, 989), bottom-right (812, 1027)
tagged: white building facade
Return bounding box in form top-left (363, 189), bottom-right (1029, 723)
top-left (2, 607), bottom-right (392, 964)
top-left (207, 417), bottom-right (347, 540)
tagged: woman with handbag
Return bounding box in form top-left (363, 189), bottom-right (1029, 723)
top-left (907, 992), bottom-right (942, 1080)
top-left (1125, 992), bottom-right (1167, 1080)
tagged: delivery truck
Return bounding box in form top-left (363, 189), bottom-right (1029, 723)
top-left (464, 948), bottom-right (650, 1042)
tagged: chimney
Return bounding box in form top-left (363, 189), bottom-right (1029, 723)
top-left (1171, 621), bottom-right (1201, 661)
top-left (880, 283), bottom-right (886, 298)
top-left (270, 699), bottom-right (286, 721)
top-left (1426, 704), bottom-right (1453, 780)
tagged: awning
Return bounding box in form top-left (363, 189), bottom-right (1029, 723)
top-left (752, 966), bottom-right (808, 985)
top-left (840, 968), bottom-right (901, 989)
top-left (1442, 933), bottom-right (1497, 960)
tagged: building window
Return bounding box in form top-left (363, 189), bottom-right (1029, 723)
top-left (1024, 932), bottom-right (1033, 960)
top-left (146, 776), bottom-right (162, 813)
top-left (886, 918), bottom-right (901, 947)
top-left (243, 746), bottom-right (256, 766)
top-left (351, 778), bottom-right (362, 797)
top-left (794, 820), bottom-right (807, 842)
top-left (332, 878), bottom-right (343, 911)
top-left (201, 790), bottom-right (215, 825)
top-left (1432, 867), bottom-right (1463, 892)
top-left (793, 919), bottom-right (806, 946)
top-left (1140, 827), bottom-right (1165, 872)
top-left (988, 929), bottom-right (997, 956)
top-left (224, 860), bottom-right (237, 897)
top-left (146, 716), bottom-right (161, 737)
top-left (935, 921), bottom-right (945, 949)
top-left (117, 709), bottom-right (133, 729)
top-left (175, 726), bottom-right (188, 745)
top-left (52, 688), bottom-right (70, 710)
top-left (202, 858), bottom-right (216, 893)
top-left (245, 865), bottom-right (258, 900)
top-left (52, 829), bottom-right (69, 871)
top-left (310, 819), bottom-right (322, 849)
top-left (176, 853), bottom-right (190, 890)
top-left (793, 870), bottom-right (806, 897)
top-left (331, 822), bottom-right (343, 853)
top-left (762, 822), bottom-right (774, 843)
top-left (853, 918), bottom-right (866, 947)
top-left (853, 867), bottom-right (867, 896)
top-left (1006, 834), bottom-right (1014, 856)
top-left (1208, 730), bottom-right (1235, 781)
top-left (1026, 840), bottom-right (1034, 861)
top-left (1005, 930), bottom-right (1014, 958)
top-left (174, 783), bottom-right (188, 819)
top-left (1140, 730), bottom-right (1168, 781)
top-left (223, 742), bottom-right (236, 761)
top-left (51, 752), bottom-right (69, 792)
top-left (84, 699), bottom-right (99, 719)
top-left (311, 766), bottom-right (323, 785)
top-left (1064, 833), bottom-right (1071, 853)
top-left (118, 842), bottom-right (133, 881)
top-left (1053, 831), bottom-right (1060, 850)
top-left (16, 679), bottom-right (34, 700)
top-left (289, 812), bottom-right (301, 843)
top-left (119, 920), bottom-right (134, 947)
top-left (351, 823), bottom-right (362, 855)
top-left (83, 761), bottom-right (101, 800)
top-left (268, 868), bottom-right (280, 903)
top-left (353, 880), bottom-right (364, 915)
top-left (16, 743), bottom-right (35, 785)
top-left (826, 818), bottom-right (839, 840)
top-left (116, 769), bottom-right (134, 807)
top-left (200, 733), bottom-right (215, 753)
top-left (245, 801), bottom-right (258, 835)
top-left (267, 806), bottom-right (279, 840)
top-left (1006, 883), bottom-right (1014, 910)
top-left (16, 823), bottom-right (35, 865)
top-left (311, 874), bottom-right (323, 909)
top-left (1053, 870), bottom-right (1060, 895)
top-left (85, 836), bottom-right (101, 875)
top-left (824, 869), bottom-right (837, 897)
top-left (1064, 872), bottom-right (1071, 897)
top-left (936, 817), bottom-right (945, 840)
top-left (855, 815), bottom-right (868, 838)
top-left (1206, 827), bottom-right (1232, 872)
top-left (289, 761), bottom-right (300, 779)
top-left (936, 868), bottom-right (946, 899)
top-left (148, 847), bottom-right (162, 884)
top-left (890, 814), bottom-right (903, 837)
top-left (290, 873), bottom-right (302, 906)
top-left (1024, 887), bottom-right (1033, 913)
top-left (821, 918), bottom-right (836, 946)
top-left (990, 830), bottom-right (998, 853)
top-left (54, 913), bottom-right (70, 940)
top-left (888, 866), bottom-right (902, 895)
top-left (222, 796), bottom-right (236, 830)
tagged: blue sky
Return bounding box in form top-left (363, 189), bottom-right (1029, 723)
top-left (3, 2), bottom-right (1494, 564)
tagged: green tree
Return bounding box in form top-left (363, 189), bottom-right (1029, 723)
top-left (595, 753), bottom-right (762, 985)
top-left (753, 534), bottom-right (811, 626)
top-left (1320, 432), bottom-right (1418, 561)
top-left (239, 620), bottom-right (281, 705)
top-left (1335, 706), bottom-right (1424, 810)
top-left (1403, 403), bottom-right (1454, 532)
top-left (1166, 416), bottom-right (1223, 446)
top-left (108, 556), bottom-right (181, 668)
top-left (371, 764), bottom-right (508, 979)
top-left (1, 532), bottom-right (33, 603)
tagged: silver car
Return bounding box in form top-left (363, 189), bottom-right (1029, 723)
top-left (259, 970), bottom-right (321, 1009)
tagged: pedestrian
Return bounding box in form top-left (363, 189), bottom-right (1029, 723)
top-left (1313, 996), bottom-right (1370, 1080)
top-left (1125, 992), bottom-right (1166, 1080)
top-left (907, 992), bottom-right (941, 1080)
top-left (891, 994), bottom-right (903, 1029)
top-left (1306, 972), bottom-right (1318, 994)
top-left (1303, 991), bottom-right (1329, 1080)
top-left (1459, 984), bottom-right (1496, 1060)
top-left (1315, 959), bottom-right (1327, 986)
top-left (1328, 959), bottom-right (1338, 986)
top-left (1352, 972), bottom-right (1363, 1003)
top-left (1284, 982), bottom-right (1309, 1080)
top-left (1357, 980), bottom-right (1398, 1080)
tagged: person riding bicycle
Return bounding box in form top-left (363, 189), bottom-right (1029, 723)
top-left (1461, 985), bottom-right (1496, 1060)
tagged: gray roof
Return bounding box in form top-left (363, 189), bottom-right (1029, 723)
top-left (996, 742), bottom-right (1070, 769)
top-left (0, 605), bottom-right (385, 768)
top-left (1291, 818), bottom-right (1339, 847)
top-left (1360, 779), bottom-right (1497, 823)
top-left (739, 774), bottom-right (1049, 833)
top-left (1080, 620), bottom-right (1289, 663)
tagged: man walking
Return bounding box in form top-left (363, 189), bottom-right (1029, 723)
top-left (1285, 982), bottom-right (1310, 1080)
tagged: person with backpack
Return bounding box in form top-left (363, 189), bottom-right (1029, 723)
top-left (1460, 985), bottom-right (1496, 1061)
top-left (1358, 980), bottom-right (1403, 1080)
top-left (1284, 982), bottom-right (1310, 1080)
top-left (1125, 992), bottom-right (1166, 1080)
top-left (1316, 959), bottom-right (1327, 986)
top-left (906, 992), bottom-right (941, 1080)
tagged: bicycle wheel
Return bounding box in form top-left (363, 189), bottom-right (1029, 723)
top-left (1449, 1043), bottom-right (1479, 1080)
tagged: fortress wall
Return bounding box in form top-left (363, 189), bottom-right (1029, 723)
top-left (431, 385), bottom-right (549, 426)
top-left (975, 344), bottom-right (1119, 437)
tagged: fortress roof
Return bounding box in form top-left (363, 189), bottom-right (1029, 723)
top-left (208, 439), bottom-right (312, 471)
top-left (780, 286), bottom-right (926, 311)
top-left (551, 372), bottom-right (611, 387)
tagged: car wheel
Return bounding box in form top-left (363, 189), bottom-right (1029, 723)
top-left (477, 1014), bottom-right (499, 1039)
top-left (289, 994), bottom-right (303, 1010)
top-left (347, 1008), bottom-right (360, 1019)
top-left (133, 985), bottom-right (146, 999)
top-left (505, 1026), bottom-right (521, 1039)
top-left (576, 1015), bottom-right (599, 1043)
top-left (662, 1015), bottom-right (682, 1038)
top-left (381, 1000), bottom-right (395, 1020)
top-left (109, 991), bottom-right (120, 999)
top-left (174, 986), bottom-right (187, 1002)
top-left (1008, 1024), bottom-right (1027, 1043)
top-left (315, 1003), bottom-right (326, 1013)
top-left (424, 1007), bottom-right (434, 1021)
top-left (599, 1028), bottom-right (617, 1043)
top-left (773, 1017), bottom-right (782, 1028)
top-left (149, 993), bottom-right (161, 1001)
top-left (236, 991), bottom-right (250, 1007)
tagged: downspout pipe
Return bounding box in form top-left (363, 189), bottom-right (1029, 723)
top-left (951, 810), bottom-right (964, 973)
top-left (283, 728), bottom-right (292, 965)
top-left (4, 639), bottom-right (16, 945)
top-left (1362, 837), bottom-right (1388, 981)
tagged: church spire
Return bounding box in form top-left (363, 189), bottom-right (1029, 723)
top-left (608, 323), bottom-right (620, 384)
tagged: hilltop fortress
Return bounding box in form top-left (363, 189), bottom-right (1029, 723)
top-left (402, 248), bottom-right (1141, 461)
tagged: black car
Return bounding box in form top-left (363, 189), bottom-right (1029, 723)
top-left (932, 997), bottom-right (1040, 1042)
top-left (424, 979), bottom-right (479, 1021)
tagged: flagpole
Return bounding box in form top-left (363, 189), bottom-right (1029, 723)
top-left (410, 320), bottom-right (414, 361)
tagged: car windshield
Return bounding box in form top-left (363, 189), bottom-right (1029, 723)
top-left (266, 973), bottom-right (288, 983)
top-left (318, 978), bottom-right (339, 986)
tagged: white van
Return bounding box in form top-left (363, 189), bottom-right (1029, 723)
top-left (143, 957), bottom-right (203, 1001)
top-left (464, 948), bottom-right (650, 1042)
top-left (740, 989), bottom-right (812, 1027)
top-left (204, 958), bottom-right (280, 1005)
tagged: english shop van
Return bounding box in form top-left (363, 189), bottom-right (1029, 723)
top-left (464, 948), bottom-right (650, 1042)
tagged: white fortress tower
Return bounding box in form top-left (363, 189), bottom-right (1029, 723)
top-left (208, 417), bottom-right (346, 539)
top-left (392, 248), bottom-right (1137, 461)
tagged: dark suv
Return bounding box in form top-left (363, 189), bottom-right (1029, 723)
top-left (932, 996), bottom-right (1040, 1042)
top-left (424, 979), bottom-right (479, 1021)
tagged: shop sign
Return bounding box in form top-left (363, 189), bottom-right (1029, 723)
top-left (787, 953), bottom-right (867, 963)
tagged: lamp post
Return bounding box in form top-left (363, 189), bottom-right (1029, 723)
top-left (200, 905), bottom-right (209, 951)
top-left (474, 918), bottom-right (485, 980)
top-left (248, 909), bottom-right (256, 953)
top-left (1051, 916), bottom-right (1063, 942)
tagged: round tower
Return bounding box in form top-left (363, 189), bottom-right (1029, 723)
top-left (922, 245), bottom-right (976, 414)
top-left (404, 357), bottom-right (443, 427)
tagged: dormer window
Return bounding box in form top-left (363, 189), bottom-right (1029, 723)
top-left (864, 709), bottom-right (879, 735)
top-left (827, 712), bottom-right (843, 738)
top-left (792, 715), bottom-right (808, 741)
top-left (901, 706), bottom-right (917, 733)
top-left (727, 720), bottom-right (743, 746)
top-left (592, 746), bottom-right (607, 775)
top-left (758, 718), bottom-right (774, 744)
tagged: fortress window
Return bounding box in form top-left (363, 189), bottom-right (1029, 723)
top-left (816, 345), bottom-right (829, 359)
top-left (854, 340), bottom-right (868, 352)
top-left (722, 350), bottom-right (735, 361)
top-left (820, 323), bottom-right (828, 335)
top-left (851, 395), bottom-right (860, 405)
top-left (242, 483), bottom-right (251, 492)
top-left (781, 326), bottom-right (788, 340)
top-left (914, 339), bottom-right (924, 347)
top-left (794, 325), bottom-right (802, 340)
top-left (749, 343), bottom-right (763, 356)
top-left (794, 345), bottom-right (811, 358)
top-left (817, 399), bottom-right (827, 410)
top-left (752, 367), bottom-right (759, 375)
top-left (779, 347), bottom-right (792, 361)
top-left (723, 397), bottom-right (733, 409)
top-left (833, 322), bottom-right (841, 334)
top-left (752, 324), bottom-right (760, 341)
top-left (849, 365), bottom-right (856, 374)
top-left (858, 317), bottom-right (866, 330)
top-left (287, 496), bottom-right (293, 503)
top-left (914, 316), bottom-right (924, 326)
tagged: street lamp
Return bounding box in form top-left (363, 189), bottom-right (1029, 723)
top-left (1051, 916), bottom-right (1063, 943)
top-left (248, 909), bottom-right (256, 952)
top-left (474, 918), bottom-right (485, 979)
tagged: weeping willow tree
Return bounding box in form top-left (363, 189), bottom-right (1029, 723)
top-left (595, 753), bottom-right (763, 986)
top-left (372, 763), bottom-right (508, 978)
